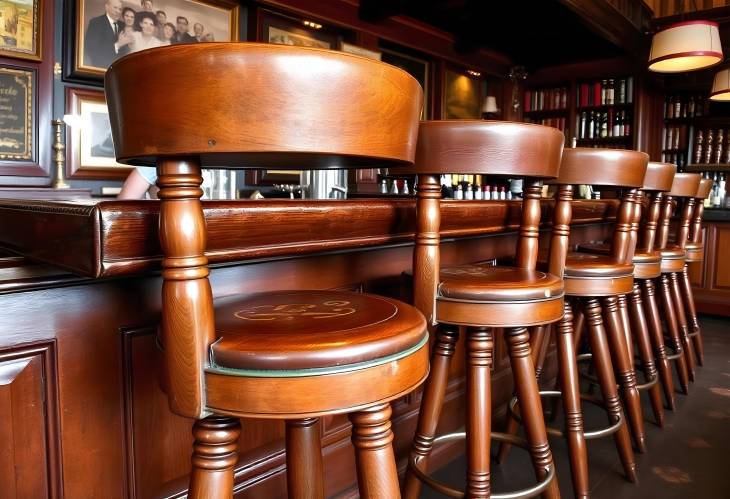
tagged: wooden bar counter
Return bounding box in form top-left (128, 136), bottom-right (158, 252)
top-left (0, 198), bottom-right (617, 498)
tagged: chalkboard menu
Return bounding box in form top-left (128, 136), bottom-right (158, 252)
top-left (0, 66), bottom-right (35, 161)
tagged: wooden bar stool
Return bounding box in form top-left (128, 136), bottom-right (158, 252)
top-left (680, 178), bottom-right (713, 366)
top-left (402, 120), bottom-right (566, 499)
top-left (576, 162), bottom-right (677, 417)
top-left (655, 173), bottom-right (702, 392)
top-left (500, 148), bottom-right (648, 497)
top-left (105, 43), bottom-right (429, 499)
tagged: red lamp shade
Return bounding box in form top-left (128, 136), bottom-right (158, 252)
top-left (710, 68), bottom-right (730, 101)
top-left (648, 20), bottom-right (723, 73)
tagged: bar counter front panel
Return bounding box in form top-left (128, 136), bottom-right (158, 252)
top-left (0, 198), bottom-right (618, 498)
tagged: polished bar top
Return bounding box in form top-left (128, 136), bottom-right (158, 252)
top-left (0, 198), bottom-right (618, 278)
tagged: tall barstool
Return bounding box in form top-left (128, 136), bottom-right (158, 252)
top-left (403, 121), bottom-right (566, 499)
top-left (105, 43), bottom-right (429, 498)
top-left (499, 148), bottom-right (649, 497)
top-left (576, 162), bottom-right (677, 417)
top-left (655, 173), bottom-right (702, 392)
top-left (679, 178), bottom-right (713, 366)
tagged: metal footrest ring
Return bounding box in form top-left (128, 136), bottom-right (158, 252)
top-left (665, 350), bottom-right (683, 361)
top-left (687, 331), bottom-right (700, 338)
top-left (409, 431), bottom-right (556, 499)
top-left (508, 391), bottom-right (623, 440)
top-left (635, 374), bottom-right (659, 391)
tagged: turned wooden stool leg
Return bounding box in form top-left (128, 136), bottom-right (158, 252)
top-left (680, 264), bottom-right (704, 366)
top-left (349, 403), bottom-right (400, 499)
top-left (466, 327), bottom-right (493, 498)
top-left (496, 324), bottom-right (547, 465)
top-left (616, 295), bottom-right (635, 366)
top-left (573, 306), bottom-right (586, 350)
top-left (189, 416), bottom-right (242, 499)
top-left (584, 299), bottom-right (637, 482)
top-left (669, 272), bottom-right (696, 381)
top-left (658, 274), bottom-right (689, 394)
top-left (403, 326), bottom-right (459, 499)
top-left (628, 284), bottom-right (664, 427)
top-left (286, 418), bottom-right (325, 499)
top-left (641, 279), bottom-right (675, 410)
top-left (506, 327), bottom-right (560, 499)
top-left (556, 301), bottom-right (589, 498)
top-left (602, 296), bottom-right (646, 453)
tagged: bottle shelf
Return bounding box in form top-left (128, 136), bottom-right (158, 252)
top-left (576, 103), bottom-right (632, 112)
top-left (524, 108), bottom-right (568, 115)
top-left (576, 136), bottom-right (631, 144)
top-left (685, 163), bottom-right (730, 172)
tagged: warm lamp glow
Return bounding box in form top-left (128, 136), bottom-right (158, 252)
top-left (710, 68), bottom-right (730, 101)
top-left (648, 20), bottom-right (723, 73)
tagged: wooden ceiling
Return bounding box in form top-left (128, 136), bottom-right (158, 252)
top-left (359, 0), bottom-right (649, 70)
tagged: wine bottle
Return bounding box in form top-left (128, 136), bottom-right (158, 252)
top-left (694, 131), bottom-right (704, 164)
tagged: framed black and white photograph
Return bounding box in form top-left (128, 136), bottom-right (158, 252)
top-left (65, 87), bottom-right (131, 179)
top-left (67, 0), bottom-right (239, 81)
top-left (0, 0), bottom-right (42, 61)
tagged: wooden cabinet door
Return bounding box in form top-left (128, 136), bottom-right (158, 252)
top-left (0, 345), bottom-right (59, 499)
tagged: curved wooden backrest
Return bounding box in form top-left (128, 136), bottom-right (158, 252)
top-left (642, 162), bottom-right (676, 191)
top-left (667, 173), bottom-right (701, 197)
top-left (696, 178), bottom-right (713, 199)
top-left (407, 120), bottom-right (564, 178)
top-left (553, 148), bottom-right (649, 187)
top-left (105, 43), bottom-right (423, 169)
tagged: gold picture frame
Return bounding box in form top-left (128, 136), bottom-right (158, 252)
top-left (72, 0), bottom-right (239, 79)
top-left (0, 0), bottom-right (42, 61)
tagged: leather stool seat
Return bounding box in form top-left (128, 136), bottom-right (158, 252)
top-left (660, 245), bottom-right (685, 273)
top-left (204, 290), bottom-right (429, 418)
top-left (684, 241), bottom-right (704, 262)
top-left (438, 265), bottom-right (563, 301)
top-left (434, 264), bottom-right (565, 328)
top-left (211, 290), bottom-right (427, 371)
top-left (556, 252), bottom-right (635, 297)
top-left (576, 242), bottom-right (661, 278)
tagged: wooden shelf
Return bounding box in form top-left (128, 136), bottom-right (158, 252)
top-left (685, 163), bottom-right (730, 172)
top-left (576, 136), bottom-right (631, 144)
top-left (524, 108), bottom-right (568, 115)
top-left (576, 103), bottom-right (632, 112)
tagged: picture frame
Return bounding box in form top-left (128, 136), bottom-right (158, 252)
top-left (0, 63), bottom-right (47, 178)
top-left (65, 86), bottom-right (132, 179)
top-left (380, 47), bottom-right (429, 119)
top-left (66, 0), bottom-right (239, 82)
top-left (443, 67), bottom-right (484, 119)
top-left (340, 42), bottom-right (381, 61)
top-left (0, 0), bottom-right (42, 61)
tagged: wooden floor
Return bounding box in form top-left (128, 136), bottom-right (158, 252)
top-left (424, 315), bottom-right (730, 498)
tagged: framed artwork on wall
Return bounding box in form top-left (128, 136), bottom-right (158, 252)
top-left (0, 63), bottom-right (48, 178)
top-left (443, 67), bottom-right (483, 119)
top-left (65, 86), bottom-right (131, 179)
top-left (0, 0), bottom-right (42, 61)
top-left (65, 0), bottom-right (239, 82)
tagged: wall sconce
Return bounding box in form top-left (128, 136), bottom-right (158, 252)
top-left (466, 69), bottom-right (481, 77)
top-left (303, 20), bottom-right (322, 29)
top-left (508, 66), bottom-right (527, 112)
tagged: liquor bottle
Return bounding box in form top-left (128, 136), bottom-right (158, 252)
top-left (601, 112), bottom-right (608, 138)
top-left (380, 179), bottom-right (388, 194)
top-left (704, 172), bottom-right (713, 207)
top-left (601, 79), bottom-right (607, 105)
top-left (688, 95), bottom-right (695, 117)
top-left (626, 76), bottom-right (633, 103)
top-left (464, 183), bottom-right (473, 200)
top-left (483, 185), bottom-right (491, 200)
top-left (674, 96), bottom-right (681, 118)
top-left (667, 127), bottom-right (673, 150)
top-left (499, 186), bottom-right (506, 200)
top-left (474, 184), bottom-right (483, 200)
top-left (623, 112), bottom-right (631, 136)
top-left (712, 173), bottom-right (721, 208)
top-left (389, 179), bottom-right (398, 194)
top-left (619, 78), bottom-right (627, 104)
top-left (588, 111), bottom-right (595, 139)
top-left (719, 173), bottom-right (727, 207)
top-left (455, 184), bottom-right (463, 200)
top-left (491, 186), bottom-right (499, 200)
top-left (674, 126), bottom-right (680, 150)
top-left (667, 96), bottom-right (675, 119)
top-left (694, 130), bottom-right (704, 164)
top-left (725, 130), bottom-right (730, 163)
top-left (696, 94), bottom-right (704, 117)
top-left (606, 79), bottom-right (614, 105)
top-left (402, 179), bottom-right (410, 195)
top-left (714, 129), bottom-right (725, 164)
top-left (704, 129), bottom-right (714, 164)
